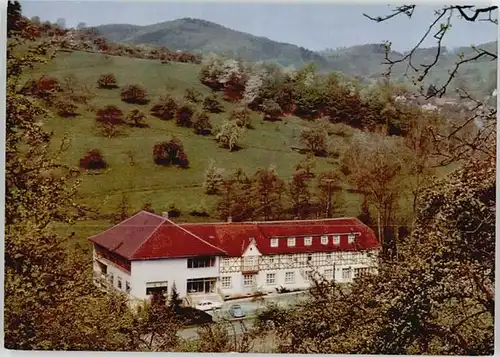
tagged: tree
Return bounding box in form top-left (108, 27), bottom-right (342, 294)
top-left (184, 88), bottom-right (202, 103)
top-left (5, 10), bottom-right (141, 350)
top-left (192, 111), bottom-right (212, 135)
top-left (289, 170), bottom-right (313, 219)
top-left (150, 94), bottom-right (178, 120)
top-left (153, 137), bottom-right (189, 168)
top-left (113, 193), bottom-right (130, 223)
top-left (56, 17), bottom-right (66, 29)
top-left (250, 166), bottom-right (285, 221)
top-left (176, 104), bottom-right (194, 127)
top-left (76, 22), bottom-right (87, 30)
top-left (294, 152), bottom-right (316, 178)
top-left (203, 159), bottom-right (225, 194)
top-left (229, 107), bottom-right (252, 128)
top-left (126, 108), bottom-right (147, 127)
top-left (342, 132), bottom-right (411, 257)
top-left (120, 84), bottom-right (149, 104)
top-left (257, 158), bottom-right (495, 355)
top-left (203, 93), bottom-right (223, 113)
top-left (261, 99), bottom-right (282, 121)
top-left (79, 149), bottom-right (107, 170)
top-left (300, 127), bottom-right (328, 156)
top-left (97, 73), bottom-right (118, 89)
top-left (96, 105), bottom-right (124, 137)
top-left (168, 282), bottom-right (182, 312)
top-left (216, 169), bottom-right (253, 222)
top-left (54, 98), bottom-right (78, 117)
top-left (215, 119), bottom-right (245, 151)
top-left (316, 171), bottom-right (345, 218)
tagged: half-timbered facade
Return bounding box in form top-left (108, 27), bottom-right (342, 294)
top-left (89, 211), bottom-right (379, 303)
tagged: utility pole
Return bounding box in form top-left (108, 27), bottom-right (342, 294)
top-left (322, 179), bottom-right (335, 218)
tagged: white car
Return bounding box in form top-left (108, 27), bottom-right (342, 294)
top-left (194, 300), bottom-right (223, 311)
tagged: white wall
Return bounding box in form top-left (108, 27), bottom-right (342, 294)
top-left (93, 251), bottom-right (132, 296)
top-left (130, 256), bottom-right (221, 300)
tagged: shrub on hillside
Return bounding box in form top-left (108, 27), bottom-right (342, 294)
top-left (262, 99), bottom-right (282, 122)
top-left (150, 94), bottom-right (178, 120)
top-left (96, 105), bottom-right (124, 124)
top-left (184, 88), bottom-right (202, 104)
top-left (153, 137), bottom-right (189, 168)
top-left (120, 84), bottom-right (149, 105)
top-left (215, 120), bottom-right (245, 151)
top-left (229, 107), bottom-right (252, 128)
top-left (203, 93), bottom-right (223, 113)
top-left (166, 203), bottom-right (181, 218)
top-left (176, 104), bottom-right (194, 128)
top-left (29, 76), bottom-right (61, 101)
top-left (96, 105), bottom-right (124, 137)
top-left (79, 149), bottom-right (107, 170)
top-left (193, 111), bottom-right (212, 135)
top-left (54, 99), bottom-right (78, 117)
top-left (189, 204), bottom-right (210, 217)
top-left (97, 73), bottom-right (118, 89)
top-left (126, 108), bottom-right (147, 127)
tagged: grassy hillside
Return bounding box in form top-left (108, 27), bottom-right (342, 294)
top-left (94, 18), bottom-right (328, 68)
top-left (32, 51), bottom-right (360, 225)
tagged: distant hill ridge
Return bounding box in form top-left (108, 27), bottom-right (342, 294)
top-left (93, 18), bottom-right (496, 97)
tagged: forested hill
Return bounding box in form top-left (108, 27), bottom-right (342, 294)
top-left (94, 18), bottom-right (497, 97)
top-left (94, 18), bottom-right (329, 68)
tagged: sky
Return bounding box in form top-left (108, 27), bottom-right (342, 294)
top-left (20, 1), bottom-right (498, 52)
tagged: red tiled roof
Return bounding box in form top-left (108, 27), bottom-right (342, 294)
top-left (182, 217), bottom-right (379, 257)
top-left (89, 212), bottom-right (380, 261)
top-left (88, 211), bottom-right (226, 261)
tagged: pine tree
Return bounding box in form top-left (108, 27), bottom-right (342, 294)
top-left (168, 282), bottom-right (182, 312)
top-left (203, 159), bottom-right (225, 194)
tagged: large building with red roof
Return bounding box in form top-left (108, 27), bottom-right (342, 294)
top-left (89, 211), bottom-right (380, 304)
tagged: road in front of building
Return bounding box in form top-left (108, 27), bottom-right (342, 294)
top-left (178, 291), bottom-right (309, 340)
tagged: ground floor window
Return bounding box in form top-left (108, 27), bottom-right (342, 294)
top-left (285, 271), bottom-right (295, 284)
top-left (221, 276), bottom-right (232, 289)
top-left (243, 274), bottom-right (256, 287)
top-left (354, 267), bottom-right (370, 278)
top-left (146, 281), bottom-right (169, 305)
top-left (342, 268), bottom-right (352, 280)
top-left (324, 269), bottom-right (334, 280)
top-left (97, 261), bottom-right (107, 275)
top-left (126, 281), bottom-right (131, 293)
top-left (187, 278), bottom-right (216, 294)
top-left (117, 277), bottom-right (122, 290)
top-left (266, 273), bottom-right (276, 285)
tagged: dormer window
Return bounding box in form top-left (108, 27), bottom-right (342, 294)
top-left (321, 235), bottom-right (328, 245)
top-left (304, 236), bottom-right (312, 246)
top-left (271, 238), bottom-right (278, 247)
top-left (287, 237), bottom-right (296, 247)
top-left (333, 235), bottom-right (340, 245)
top-left (348, 234), bottom-right (355, 244)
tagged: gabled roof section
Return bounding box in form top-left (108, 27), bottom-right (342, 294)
top-left (88, 211), bottom-right (166, 260)
top-left (88, 211), bottom-right (227, 261)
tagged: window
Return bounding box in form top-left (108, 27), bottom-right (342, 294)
top-left (321, 235), bottom-right (328, 245)
top-left (287, 237), bottom-right (296, 247)
top-left (268, 256), bottom-right (275, 264)
top-left (187, 256), bottom-right (216, 268)
top-left (126, 281), bottom-right (131, 293)
top-left (108, 273), bottom-right (114, 285)
top-left (146, 281), bottom-right (168, 295)
top-left (333, 235), bottom-right (340, 245)
top-left (266, 273), bottom-right (276, 285)
top-left (307, 254), bottom-right (313, 263)
top-left (187, 278), bottom-right (216, 294)
top-left (305, 270), bottom-right (314, 281)
top-left (285, 271), bottom-right (295, 284)
top-left (304, 236), bottom-right (312, 246)
top-left (348, 234), bottom-right (355, 244)
top-left (326, 252), bottom-right (332, 261)
top-left (324, 269), bottom-right (334, 280)
top-left (221, 276), bottom-right (232, 289)
top-left (117, 277), bottom-right (122, 290)
top-left (243, 274), bottom-right (256, 287)
top-left (271, 238), bottom-right (279, 247)
top-left (342, 268), bottom-right (352, 280)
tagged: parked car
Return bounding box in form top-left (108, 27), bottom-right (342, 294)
top-left (194, 300), bottom-right (222, 311)
top-left (229, 304), bottom-right (246, 318)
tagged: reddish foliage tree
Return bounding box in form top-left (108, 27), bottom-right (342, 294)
top-left (120, 84), bottom-right (149, 105)
top-left (176, 104), bottom-right (194, 127)
top-left (79, 149), bottom-right (107, 170)
top-left (97, 73), bottom-right (118, 89)
top-left (96, 105), bottom-right (124, 125)
top-left (153, 137), bottom-right (189, 168)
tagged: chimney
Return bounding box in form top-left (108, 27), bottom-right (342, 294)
top-left (162, 212), bottom-right (169, 219)
top-left (227, 216), bottom-right (232, 223)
